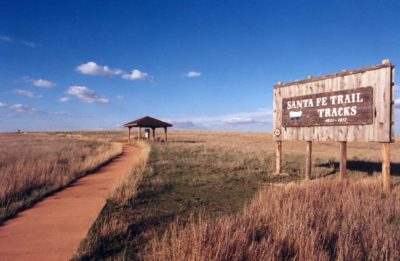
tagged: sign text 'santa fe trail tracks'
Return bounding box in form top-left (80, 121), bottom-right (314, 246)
top-left (282, 87), bottom-right (373, 127)
top-left (273, 61), bottom-right (395, 142)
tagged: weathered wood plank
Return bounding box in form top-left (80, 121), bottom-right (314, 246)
top-left (382, 143), bottom-right (390, 193)
top-left (274, 63), bottom-right (391, 89)
top-left (275, 141), bottom-right (282, 174)
top-left (273, 62), bottom-right (394, 142)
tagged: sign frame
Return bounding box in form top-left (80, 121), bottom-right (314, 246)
top-left (273, 62), bottom-right (395, 143)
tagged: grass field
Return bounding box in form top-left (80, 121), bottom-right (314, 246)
top-left (0, 133), bottom-right (122, 224)
top-left (149, 178), bottom-right (400, 261)
top-left (73, 130), bottom-right (400, 260)
top-left (1, 130), bottom-right (399, 259)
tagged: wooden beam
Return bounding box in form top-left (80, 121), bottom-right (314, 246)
top-left (340, 141), bottom-right (347, 179)
top-left (138, 127), bottom-right (142, 140)
top-left (152, 127), bottom-right (156, 142)
top-left (275, 141), bottom-right (282, 174)
top-left (164, 127), bottom-right (168, 142)
top-left (128, 127), bottom-right (131, 144)
top-left (382, 143), bottom-right (391, 193)
top-left (305, 141), bottom-right (312, 180)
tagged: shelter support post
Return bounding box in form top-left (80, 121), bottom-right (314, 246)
top-left (382, 143), bottom-right (391, 193)
top-left (128, 127), bottom-right (131, 144)
top-left (152, 127), bottom-right (156, 142)
top-left (138, 127), bottom-right (142, 140)
top-left (340, 141), bottom-right (347, 179)
top-left (275, 141), bottom-right (282, 174)
top-left (305, 141), bottom-right (312, 180)
top-left (164, 127), bottom-right (168, 142)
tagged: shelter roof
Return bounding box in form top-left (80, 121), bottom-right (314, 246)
top-left (123, 116), bottom-right (173, 128)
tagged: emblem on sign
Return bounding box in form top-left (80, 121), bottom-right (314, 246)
top-left (274, 128), bottom-right (281, 136)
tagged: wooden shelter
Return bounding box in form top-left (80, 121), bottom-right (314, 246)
top-left (123, 116), bottom-right (173, 143)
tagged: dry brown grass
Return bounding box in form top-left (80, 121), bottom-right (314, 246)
top-left (56, 130), bottom-right (400, 163)
top-left (148, 178), bottom-right (400, 261)
top-left (0, 133), bottom-right (122, 223)
top-left (166, 130), bottom-right (400, 162)
top-left (68, 130), bottom-right (400, 260)
top-left (111, 141), bottom-right (151, 205)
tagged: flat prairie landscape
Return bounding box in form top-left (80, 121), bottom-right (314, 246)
top-left (1, 131), bottom-right (400, 260)
top-left (51, 130), bottom-right (399, 261)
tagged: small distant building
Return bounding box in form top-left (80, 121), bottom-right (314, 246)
top-left (123, 116), bottom-right (173, 143)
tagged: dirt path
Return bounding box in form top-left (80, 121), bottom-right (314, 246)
top-left (0, 145), bottom-right (141, 261)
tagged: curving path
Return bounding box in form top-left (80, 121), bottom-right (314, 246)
top-left (0, 145), bottom-right (141, 261)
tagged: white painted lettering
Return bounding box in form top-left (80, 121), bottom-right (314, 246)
top-left (330, 96), bottom-right (337, 105)
top-left (338, 107), bottom-right (344, 116)
top-left (356, 93), bottom-right (363, 102)
top-left (322, 97), bottom-right (327, 106)
top-left (317, 109), bottom-right (324, 117)
top-left (350, 106), bottom-right (357, 115)
top-left (337, 95), bottom-right (344, 104)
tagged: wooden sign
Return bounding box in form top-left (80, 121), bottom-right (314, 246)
top-left (273, 60), bottom-right (395, 193)
top-left (282, 87), bottom-right (373, 127)
top-left (273, 62), bottom-right (395, 142)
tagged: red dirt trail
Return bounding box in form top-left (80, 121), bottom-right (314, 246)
top-left (0, 145), bottom-right (141, 261)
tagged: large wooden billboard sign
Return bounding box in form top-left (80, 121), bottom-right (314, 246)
top-left (273, 62), bottom-right (395, 142)
top-left (272, 60), bottom-right (395, 192)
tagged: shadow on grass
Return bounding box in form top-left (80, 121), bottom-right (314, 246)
top-left (170, 140), bottom-right (205, 144)
top-left (317, 160), bottom-right (400, 176)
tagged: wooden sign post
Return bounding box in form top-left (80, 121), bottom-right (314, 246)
top-left (273, 60), bottom-right (395, 193)
top-left (340, 141), bottom-right (347, 179)
top-left (305, 141), bottom-right (312, 180)
top-left (275, 140), bottom-right (282, 174)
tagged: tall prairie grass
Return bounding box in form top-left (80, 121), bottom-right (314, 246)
top-left (0, 133), bottom-right (122, 223)
top-left (148, 178), bottom-right (400, 261)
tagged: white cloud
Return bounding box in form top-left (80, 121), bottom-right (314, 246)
top-left (223, 117), bottom-right (255, 125)
top-left (122, 69), bottom-right (151, 81)
top-left (67, 86), bottom-right (109, 104)
top-left (22, 41), bottom-right (36, 47)
top-left (0, 36), bottom-right (36, 47)
top-left (14, 89), bottom-right (42, 98)
top-left (0, 35), bottom-right (12, 42)
top-left (395, 98), bottom-right (400, 108)
top-left (75, 62), bottom-right (153, 81)
top-left (59, 96), bottom-right (70, 102)
top-left (23, 76), bottom-right (56, 88)
top-left (0, 102), bottom-right (38, 113)
top-left (170, 120), bottom-right (199, 129)
top-left (170, 108), bottom-right (273, 131)
top-left (33, 79), bottom-right (55, 88)
top-left (9, 104), bottom-right (37, 113)
top-left (185, 71), bottom-right (202, 78)
top-left (76, 61), bottom-right (123, 76)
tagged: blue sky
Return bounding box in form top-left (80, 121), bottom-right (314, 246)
top-left (0, 0), bottom-right (399, 132)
